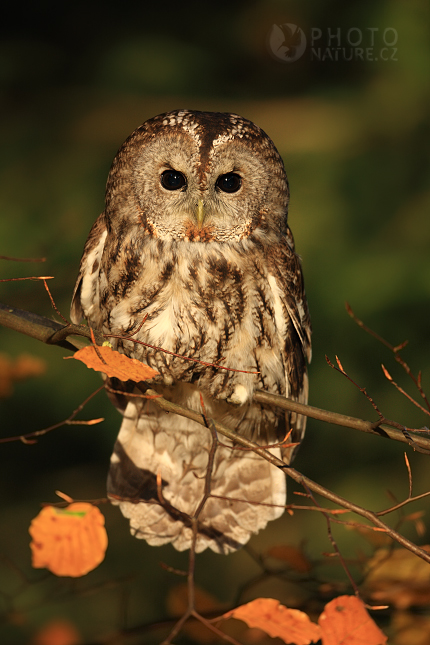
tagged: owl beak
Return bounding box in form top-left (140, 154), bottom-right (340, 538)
top-left (196, 199), bottom-right (205, 228)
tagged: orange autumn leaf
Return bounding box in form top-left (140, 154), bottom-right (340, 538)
top-left (29, 503), bottom-right (108, 577)
top-left (222, 598), bottom-right (321, 644)
top-left (319, 596), bottom-right (387, 645)
top-left (0, 352), bottom-right (46, 398)
top-left (71, 344), bottom-right (158, 381)
top-left (31, 619), bottom-right (81, 645)
top-left (363, 546), bottom-right (430, 609)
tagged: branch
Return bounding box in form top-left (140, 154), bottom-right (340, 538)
top-left (0, 385), bottom-right (105, 444)
top-left (0, 302), bottom-right (103, 351)
top-left (253, 390), bottom-right (430, 453)
top-left (2, 301), bottom-right (430, 453)
top-left (347, 302), bottom-right (430, 412)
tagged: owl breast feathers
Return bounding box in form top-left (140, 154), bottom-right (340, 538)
top-left (71, 109), bottom-right (311, 554)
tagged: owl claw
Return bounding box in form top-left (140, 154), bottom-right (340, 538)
top-left (226, 384), bottom-right (249, 406)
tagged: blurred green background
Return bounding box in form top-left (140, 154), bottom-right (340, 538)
top-left (1, 0), bottom-right (430, 642)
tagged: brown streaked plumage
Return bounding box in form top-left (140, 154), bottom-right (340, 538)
top-left (71, 110), bottom-right (311, 553)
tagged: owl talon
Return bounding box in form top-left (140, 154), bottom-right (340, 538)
top-left (226, 384), bottom-right (249, 406)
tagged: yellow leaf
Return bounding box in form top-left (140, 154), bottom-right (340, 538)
top-left (31, 619), bottom-right (81, 645)
top-left (29, 502), bottom-right (108, 577)
top-left (222, 598), bottom-right (321, 644)
top-left (319, 596), bottom-right (387, 645)
top-left (0, 352), bottom-right (46, 398)
top-left (364, 546), bottom-right (430, 609)
top-left (71, 344), bottom-right (158, 381)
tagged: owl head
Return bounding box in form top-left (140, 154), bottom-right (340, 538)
top-left (104, 109), bottom-right (289, 245)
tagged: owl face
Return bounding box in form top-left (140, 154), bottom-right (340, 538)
top-left (105, 110), bottom-right (290, 245)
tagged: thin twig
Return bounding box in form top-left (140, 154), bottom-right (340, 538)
top-left (43, 279), bottom-right (69, 325)
top-left (0, 276), bottom-right (53, 282)
top-left (0, 385), bottom-right (105, 444)
top-left (326, 354), bottom-right (383, 419)
top-left (404, 452), bottom-right (413, 498)
top-left (0, 255), bottom-right (46, 262)
top-left (302, 481), bottom-right (361, 597)
top-left (325, 355), bottom-right (430, 453)
top-left (382, 364), bottom-right (430, 417)
top-left (106, 330), bottom-right (259, 374)
top-left (347, 302), bottom-right (430, 412)
top-left (375, 490), bottom-right (430, 516)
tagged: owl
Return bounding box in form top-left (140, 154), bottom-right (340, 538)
top-left (71, 110), bottom-right (311, 554)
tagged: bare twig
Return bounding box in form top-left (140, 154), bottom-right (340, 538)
top-left (0, 255), bottom-right (46, 262)
top-left (382, 364), bottom-right (430, 417)
top-left (404, 452), bottom-right (413, 498)
top-left (324, 355), bottom-right (430, 454)
top-left (106, 329), bottom-right (260, 374)
top-left (302, 481), bottom-right (361, 597)
top-left (0, 385), bottom-right (105, 444)
top-left (326, 354), bottom-right (383, 418)
top-left (375, 490), bottom-right (430, 516)
top-left (347, 302), bottom-right (430, 412)
top-left (0, 276), bottom-right (53, 282)
top-left (43, 279), bottom-right (70, 325)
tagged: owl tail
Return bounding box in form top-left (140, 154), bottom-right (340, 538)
top-left (107, 398), bottom-right (286, 554)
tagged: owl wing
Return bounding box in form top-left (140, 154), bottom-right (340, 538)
top-left (70, 213), bottom-right (107, 325)
top-left (267, 226), bottom-right (311, 462)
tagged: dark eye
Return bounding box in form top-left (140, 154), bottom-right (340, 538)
top-left (216, 173), bottom-right (242, 193)
top-left (160, 169), bottom-right (187, 191)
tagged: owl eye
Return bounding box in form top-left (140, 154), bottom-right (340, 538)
top-left (216, 173), bottom-right (242, 193)
top-left (161, 169), bottom-right (187, 191)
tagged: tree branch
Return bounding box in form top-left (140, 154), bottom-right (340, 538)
top-left (2, 300), bottom-right (430, 453)
top-left (0, 302), bottom-right (103, 351)
top-left (253, 390), bottom-right (430, 453)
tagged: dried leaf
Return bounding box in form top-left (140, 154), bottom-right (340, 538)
top-left (0, 352), bottom-right (46, 398)
top-left (31, 619), bottom-right (81, 645)
top-left (392, 610), bottom-right (430, 645)
top-left (29, 503), bottom-right (108, 577)
top-left (364, 546), bottom-right (430, 609)
top-left (71, 344), bottom-right (158, 381)
top-left (222, 598), bottom-right (321, 644)
top-left (319, 595), bottom-right (387, 645)
top-left (268, 545), bottom-right (312, 573)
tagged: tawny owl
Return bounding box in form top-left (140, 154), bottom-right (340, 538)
top-left (71, 110), bottom-right (311, 554)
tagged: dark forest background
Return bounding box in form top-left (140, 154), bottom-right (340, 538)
top-left (1, 1), bottom-right (429, 642)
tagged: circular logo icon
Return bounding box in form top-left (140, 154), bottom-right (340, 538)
top-left (267, 23), bottom-right (307, 63)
